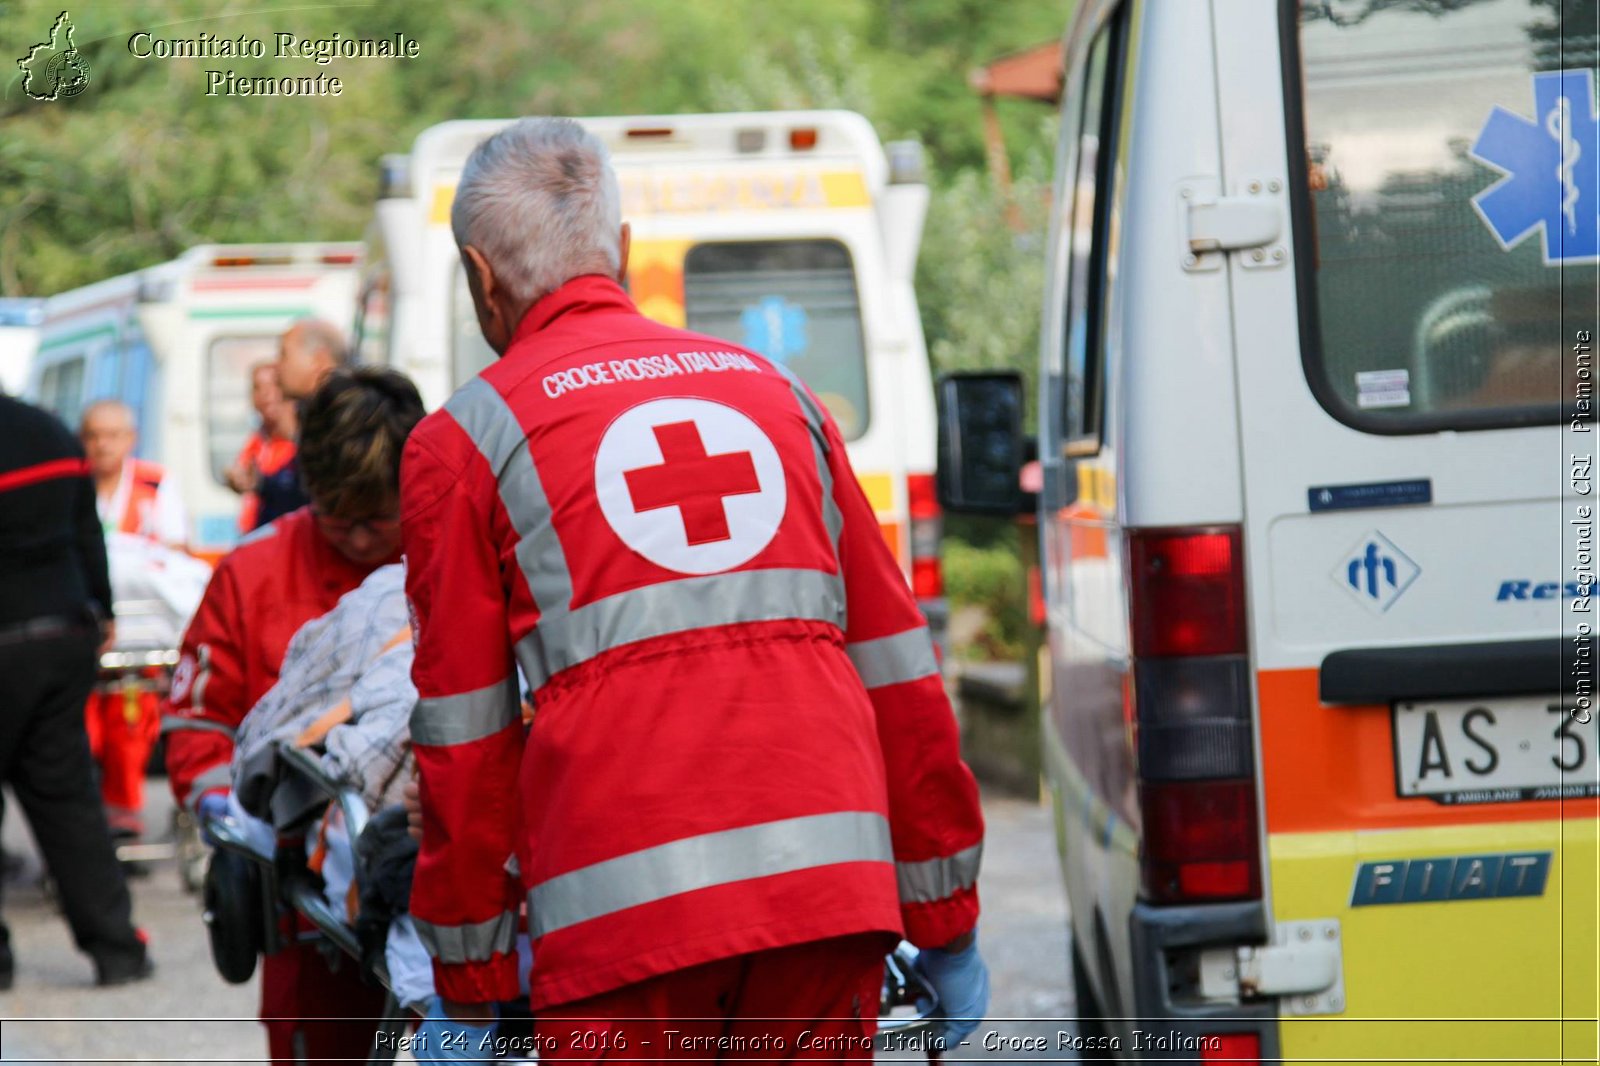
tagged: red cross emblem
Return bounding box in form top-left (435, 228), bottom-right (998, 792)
top-left (623, 421), bottom-right (762, 545)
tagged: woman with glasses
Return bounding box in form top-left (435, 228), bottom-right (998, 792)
top-left (162, 366), bottom-right (424, 1066)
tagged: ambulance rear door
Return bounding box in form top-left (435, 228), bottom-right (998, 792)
top-left (1215, 0), bottom-right (1597, 1060)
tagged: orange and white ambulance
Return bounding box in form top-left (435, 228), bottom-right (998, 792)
top-left (938, 0), bottom-right (1597, 1060)
top-left (358, 110), bottom-right (945, 617)
top-left (0, 298), bottom-right (44, 397)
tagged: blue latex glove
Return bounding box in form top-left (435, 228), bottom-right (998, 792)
top-left (914, 933), bottom-right (991, 1051)
top-left (195, 792), bottom-right (230, 847)
top-left (414, 995), bottom-right (497, 1063)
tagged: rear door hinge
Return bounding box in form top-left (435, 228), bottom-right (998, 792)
top-left (1180, 177), bottom-right (1286, 272)
top-left (1198, 918), bottom-right (1345, 1015)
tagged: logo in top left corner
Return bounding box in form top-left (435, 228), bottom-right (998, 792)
top-left (17, 11), bottom-right (91, 102)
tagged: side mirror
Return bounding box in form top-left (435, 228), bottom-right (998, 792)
top-left (936, 371), bottom-right (1027, 515)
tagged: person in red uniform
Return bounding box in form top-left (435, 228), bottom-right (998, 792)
top-left (162, 367), bottom-right (425, 1065)
top-left (402, 118), bottom-right (989, 1061)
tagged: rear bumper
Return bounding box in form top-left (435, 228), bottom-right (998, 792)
top-left (1128, 900), bottom-right (1281, 1062)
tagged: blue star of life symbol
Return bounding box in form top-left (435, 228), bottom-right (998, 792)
top-left (1471, 69), bottom-right (1599, 264)
top-left (739, 296), bottom-right (809, 365)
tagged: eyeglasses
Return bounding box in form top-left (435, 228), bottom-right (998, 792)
top-left (310, 506), bottom-right (402, 538)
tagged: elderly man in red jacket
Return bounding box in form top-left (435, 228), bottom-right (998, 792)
top-left (401, 117), bottom-right (988, 1060)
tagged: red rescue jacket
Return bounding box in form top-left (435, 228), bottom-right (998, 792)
top-left (161, 507), bottom-right (394, 809)
top-left (401, 275), bottom-right (983, 1009)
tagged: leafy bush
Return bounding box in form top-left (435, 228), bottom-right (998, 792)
top-left (942, 530), bottom-right (1031, 662)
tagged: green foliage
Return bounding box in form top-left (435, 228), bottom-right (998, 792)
top-left (942, 532), bottom-right (1030, 662)
top-left (0, 0), bottom-right (1068, 306)
top-left (916, 135), bottom-right (1053, 415)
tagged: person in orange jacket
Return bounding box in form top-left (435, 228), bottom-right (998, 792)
top-left (402, 118), bottom-right (989, 1062)
top-left (162, 367), bottom-right (425, 1065)
top-left (79, 399), bottom-right (190, 837)
top-left (81, 400), bottom-right (187, 548)
top-left (226, 363), bottom-right (298, 533)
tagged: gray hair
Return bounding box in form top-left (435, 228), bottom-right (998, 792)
top-left (286, 318), bottom-right (348, 364)
top-left (451, 118), bottom-right (622, 304)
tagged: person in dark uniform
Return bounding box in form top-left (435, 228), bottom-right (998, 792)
top-left (0, 393), bottom-right (152, 990)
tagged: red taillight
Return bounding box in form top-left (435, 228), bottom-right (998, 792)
top-left (907, 474), bottom-right (942, 598)
top-left (1128, 524), bottom-right (1261, 905)
top-left (1127, 527), bottom-right (1246, 657)
top-left (789, 127), bottom-right (818, 150)
top-left (1201, 1033), bottom-right (1261, 1064)
top-left (1139, 779), bottom-right (1260, 902)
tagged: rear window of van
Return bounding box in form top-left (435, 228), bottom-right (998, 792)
top-left (683, 239), bottom-right (871, 440)
top-left (1292, 0), bottom-right (1596, 431)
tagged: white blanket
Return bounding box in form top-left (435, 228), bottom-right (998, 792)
top-left (104, 532), bottom-right (212, 653)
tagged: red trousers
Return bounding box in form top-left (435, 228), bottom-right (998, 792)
top-left (84, 684), bottom-right (160, 834)
top-left (260, 937), bottom-right (388, 1065)
top-left (532, 933), bottom-right (895, 1063)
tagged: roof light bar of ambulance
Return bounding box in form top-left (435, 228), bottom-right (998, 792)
top-left (908, 473), bottom-right (943, 600)
top-left (1126, 525), bottom-right (1261, 905)
top-left (789, 127), bottom-right (819, 151)
top-left (211, 254), bottom-right (294, 268)
top-left (625, 127), bottom-right (674, 139)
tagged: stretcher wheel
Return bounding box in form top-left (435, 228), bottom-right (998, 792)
top-left (203, 849), bottom-right (264, 984)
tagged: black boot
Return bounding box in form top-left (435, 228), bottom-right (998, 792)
top-left (0, 923), bottom-right (14, 991)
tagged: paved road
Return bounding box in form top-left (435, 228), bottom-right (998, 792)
top-left (1, 784), bottom-right (1077, 1063)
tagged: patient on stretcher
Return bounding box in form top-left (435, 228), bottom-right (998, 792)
top-left (225, 563), bottom-right (530, 1013)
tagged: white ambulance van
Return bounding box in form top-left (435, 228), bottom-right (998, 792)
top-left (359, 111), bottom-right (945, 615)
top-left (0, 298), bottom-right (44, 396)
top-left (937, 0), bottom-right (1597, 1061)
top-left (29, 243), bottom-right (361, 560)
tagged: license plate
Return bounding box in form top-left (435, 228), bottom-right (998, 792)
top-left (1393, 696), bottom-right (1600, 804)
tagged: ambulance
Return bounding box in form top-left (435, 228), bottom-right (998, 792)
top-left (937, 0), bottom-right (1597, 1060)
top-left (358, 110), bottom-right (945, 617)
top-left (29, 242), bottom-right (361, 559)
top-left (0, 298), bottom-right (44, 396)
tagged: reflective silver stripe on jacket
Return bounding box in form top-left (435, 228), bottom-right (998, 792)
top-left (186, 764), bottom-right (233, 810)
top-left (447, 374), bottom-right (848, 688)
top-left (445, 378), bottom-right (575, 620)
top-left (411, 676), bottom-right (520, 747)
top-left (529, 810), bottom-right (894, 937)
top-left (516, 568), bottom-right (845, 687)
top-left (775, 364), bottom-right (844, 565)
top-left (847, 627), bottom-right (940, 690)
top-left (158, 715), bottom-right (235, 739)
top-left (414, 910), bottom-right (518, 965)
top-left (896, 842), bottom-right (984, 904)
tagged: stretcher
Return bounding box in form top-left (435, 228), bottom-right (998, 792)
top-left (203, 740), bottom-right (941, 1064)
top-left (95, 598), bottom-right (182, 872)
top-left (97, 534), bottom-right (213, 883)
